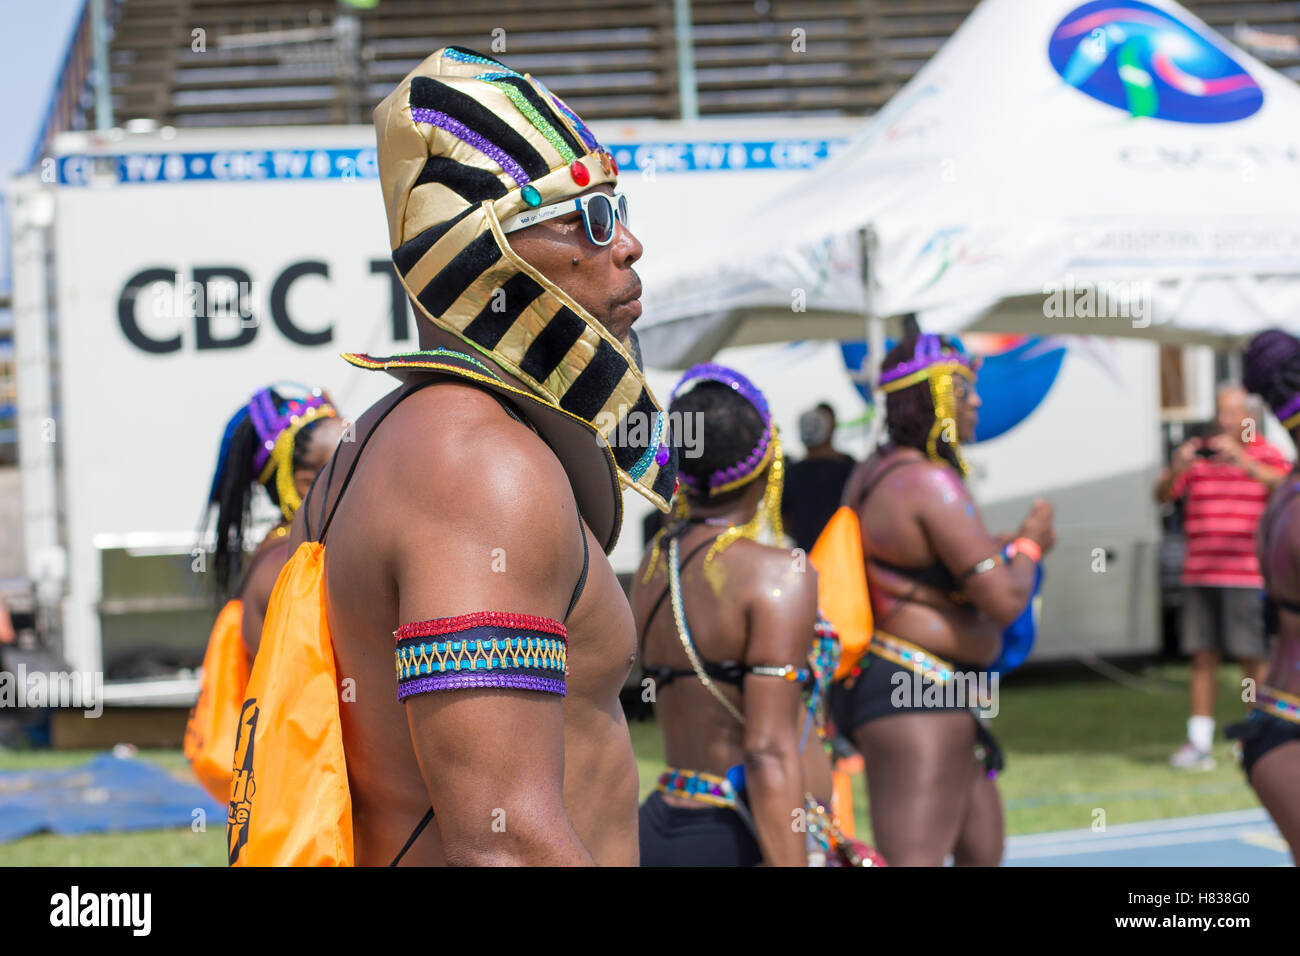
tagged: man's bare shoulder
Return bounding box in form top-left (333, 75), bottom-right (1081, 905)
top-left (379, 381), bottom-right (571, 513)
top-left (365, 381), bottom-right (582, 584)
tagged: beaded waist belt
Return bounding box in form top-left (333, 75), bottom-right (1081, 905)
top-left (656, 767), bottom-right (739, 810)
top-left (869, 631), bottom-right (957, 684)
top-left (1257, 686), bottom-right (1300, 725)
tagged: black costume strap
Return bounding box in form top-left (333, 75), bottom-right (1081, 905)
top-left (317, 379), bottom-right (438, 544)
top-left (566, 514), bottom-right (589, 620)
top-left (301, 464), bottom-right (329, 543)
top-left (389, 807), bottom-right (435, 867)
top-left (851, 454), bottom-right (917, 510)
top-left (638, 535), bottom-right (714, 659)
top-left (642, 660), bottom-right (749, 691)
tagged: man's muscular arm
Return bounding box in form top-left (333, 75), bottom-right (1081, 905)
top-left (383, 388), bottom-right (591, 866)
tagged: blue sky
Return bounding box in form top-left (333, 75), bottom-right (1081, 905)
top-left (1, 0), bottom-right (85, 297)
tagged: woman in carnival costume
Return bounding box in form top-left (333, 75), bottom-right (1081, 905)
top-left (1229, 329), bottom-right (1300, 861)
top-left (830, 332), bottom-right (1055, 866)
top-left (184, 384), bottom-right (343, 801)
top-left (635, 363), bottom-right (879, 866)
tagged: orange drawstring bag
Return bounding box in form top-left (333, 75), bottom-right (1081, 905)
top-left (809, 506), bottom-right (873, 680)
top-left (185, 599), bottom-right (251, 804)
top-left (227, 541), bottom-right (353, 866)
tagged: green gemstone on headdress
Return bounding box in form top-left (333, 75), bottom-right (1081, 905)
top-left (521, 184), bottom-right (541, 206)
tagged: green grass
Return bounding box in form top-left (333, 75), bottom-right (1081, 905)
top-left (982, 660), bottom-right (1260, 838)
top-left (0, 660), bottom-right (1263, 864)
top-left (640, 659), bottom-right (1262, 845)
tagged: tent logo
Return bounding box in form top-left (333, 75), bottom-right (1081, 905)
top-left (1048, 1), bottom-right (1263, 123)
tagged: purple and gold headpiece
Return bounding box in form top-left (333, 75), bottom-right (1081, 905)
top-left (652, 362), bottom-right (786, 593)
top-left (247, 388), bottom-right (327, 476)
top-left (249, 386), bottom-right (337, 520)
top-left (1276, 394), bottom-right (1300, 431)
top-left (879, 333), bottom-right (976, 476)
top-left (671, 363), bottom-right (775, 497)
top-left (1244, 329), bottom-right (1300, 432)
top-left (878, 333), bottom-right (974, 389)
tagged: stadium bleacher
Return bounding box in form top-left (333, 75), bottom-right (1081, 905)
top-left (27, 0), bottom-right (1300, 165)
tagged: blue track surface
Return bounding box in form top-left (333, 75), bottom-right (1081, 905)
top-left (1004, 809), bottom-right (1292, 866)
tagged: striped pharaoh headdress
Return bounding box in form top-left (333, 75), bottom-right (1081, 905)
top-left (362, 47), bottom-right (678, 515)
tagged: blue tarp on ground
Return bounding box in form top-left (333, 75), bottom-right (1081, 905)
top-left (0, 754), bottom-right (225, 842)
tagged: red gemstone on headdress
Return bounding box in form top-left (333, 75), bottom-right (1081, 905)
top-left (610, 154), bottom-right (619, 174)
top-left (569, 160), bottom-right (590, 186)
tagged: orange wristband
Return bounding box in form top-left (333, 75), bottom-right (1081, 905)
top-left (1008, 537), bottom-right (1042, 563)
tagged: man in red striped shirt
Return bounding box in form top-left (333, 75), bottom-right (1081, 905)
top-left (1156, 383), bottom-right (1291, 769)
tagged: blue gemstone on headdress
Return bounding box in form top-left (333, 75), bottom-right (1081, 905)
top-left (521, 184), bottom-right (541, 207)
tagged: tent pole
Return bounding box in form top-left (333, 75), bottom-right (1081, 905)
top-left (861, 227), bottom-right (886, 449)
top-left (860, 227), bottom-right (884, 387)
top-left (868, 315), bottom-right (885, 389)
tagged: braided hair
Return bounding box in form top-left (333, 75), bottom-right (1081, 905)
top-left (671, 381), bottom-right (767, 506)
top-left (204, 388), bottom-right (335, 603)
top-left (882, 332), bottom-right (968, 474)
top-left (1243, 329), bottom-right (1300, 432)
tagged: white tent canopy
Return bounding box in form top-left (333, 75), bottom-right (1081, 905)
top-left (639, 0), bottom-right (1300, 365)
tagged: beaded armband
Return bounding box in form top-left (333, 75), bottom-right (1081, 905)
top-left (394, 611), bottom-right (567, 700)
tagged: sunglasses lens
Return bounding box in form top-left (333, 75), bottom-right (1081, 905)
top-left (617, 194), bottom-right (629, 228)
top-left (587, 195), bottom-right (615, 244)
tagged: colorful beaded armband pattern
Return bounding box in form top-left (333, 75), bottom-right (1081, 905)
top-left (395, 611), bottom-right (567, 700)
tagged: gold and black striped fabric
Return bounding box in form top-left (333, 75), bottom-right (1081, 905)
top-left (370, 46), bottom-right (677, 517)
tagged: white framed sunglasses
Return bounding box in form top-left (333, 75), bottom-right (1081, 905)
top-left (500, 190), bottom-right (629, 247)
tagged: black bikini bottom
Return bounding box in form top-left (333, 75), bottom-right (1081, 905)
top-left (828, 643), bottom-right (1005, 777)
top-left (637, 791), bottom-right (762, 867)
top-left (1226, 709), bottom-right (1300, 777)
